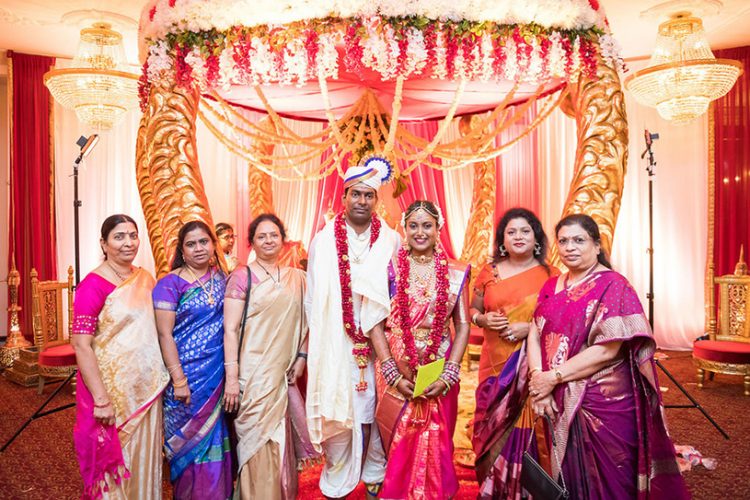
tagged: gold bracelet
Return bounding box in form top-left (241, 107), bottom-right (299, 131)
top-left (172, 377), bottom-right (188, 388)
top-left (528, 367), bottom-right (541, 379)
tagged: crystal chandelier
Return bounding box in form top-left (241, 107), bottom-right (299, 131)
top-left (624, 11), bottom-right (743, 124)
top-left (44, 22), bottom-right (139, 130)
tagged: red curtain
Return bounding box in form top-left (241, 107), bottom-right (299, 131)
top-left (713, 46), bottom-right (750, 277)
top-left (8, 51), bottom-right (57, 339)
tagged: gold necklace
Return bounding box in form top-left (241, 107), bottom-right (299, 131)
top-left (106, 261), bottom-right (132, 282)
top-left (185, 266), bottom-right (215, 305)
top-left (411, 253), bottom-right (434, 264)
top-left (348, 235), bottom-right (370, 264)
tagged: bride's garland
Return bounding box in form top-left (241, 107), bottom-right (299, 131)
top-left (334, 211), bottom-right (382, 391)
top-left (396, 245), bottom-right (450, 371)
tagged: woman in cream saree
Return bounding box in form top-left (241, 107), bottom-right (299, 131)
top-left (223, 214), bottom-right (318, 500)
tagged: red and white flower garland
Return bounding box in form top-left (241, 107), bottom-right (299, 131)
top-left (139, 14), bottom-right (624, 110)
top-left (333, 211), bottom-right (382, 391)
top-left (396, 246), bottom-right (450, 371)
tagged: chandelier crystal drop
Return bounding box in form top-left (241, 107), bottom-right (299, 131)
top-left (44, 22), bottom-right (139, 130)
top-left (624, 12), bottom-right (743, 124)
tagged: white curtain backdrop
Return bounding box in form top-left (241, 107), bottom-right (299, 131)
top-left (52, 59), bottom-right (706, 348)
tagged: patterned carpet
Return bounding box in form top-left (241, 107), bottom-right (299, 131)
top-left (0, 351), bottom-right (747, 499)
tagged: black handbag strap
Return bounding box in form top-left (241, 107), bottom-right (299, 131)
top-left (527, 413), bottom-right (567, 492)
top-left (236, 265), bottom-right (251, 363)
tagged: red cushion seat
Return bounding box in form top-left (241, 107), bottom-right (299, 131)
top-left (38, 344), bottom-right (77, 367)
top-left (693, 340), bottom-right (750, 365)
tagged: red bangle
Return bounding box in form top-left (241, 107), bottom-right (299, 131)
top-left (94, 401), bottom-right (112, 409)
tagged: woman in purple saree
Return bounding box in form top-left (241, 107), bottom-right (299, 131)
top-left (154, 221), bottom-right (233, 499)
top-left (479, 214), bottom-right (689, 499)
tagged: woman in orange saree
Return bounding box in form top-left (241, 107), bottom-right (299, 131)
top-left (471, 208), bottom-right (558, 499)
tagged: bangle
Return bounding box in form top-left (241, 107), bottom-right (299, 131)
top-left (172, 377), bottom-right (188, 388)
top-left (438, 375), bottom-right (453, 396)
top-left (471, 312), bottom-right (481, 326)
top-left (554, 368), bottom-right (564, 384)
top-left (380, 357), bottom-right (402, 386)
top-left (167, 364), bottom-right (182, 374)
top-left (223, 361), bottom-right (238, 366)
top-left (94, 401), bottom-right (112, 409)
top-left (296, 352), bottom-right (308, 360)
top-left (528, 367), bottom-right (541, 379)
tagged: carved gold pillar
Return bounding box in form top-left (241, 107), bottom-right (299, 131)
top-left (247, 117), bottom-right (276, 219)
top-left (458, 114), bottom-right (496, 281)
top-left (554, 55), bottom-right (629, 266)
top-left (135, 82), bottom-right (216, 277)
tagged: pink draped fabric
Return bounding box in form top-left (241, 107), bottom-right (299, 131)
top-left (395, 122), bottom-right (456, 258)
top-left (310, 152), bottom-right (344, 242)
top-left (494, 105), bottom-right (541, 220)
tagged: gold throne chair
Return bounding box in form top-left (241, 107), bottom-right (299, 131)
top-left (31, 266), bottom-right (78, 394)
top-left (694, 250), bottom-right (750, 396)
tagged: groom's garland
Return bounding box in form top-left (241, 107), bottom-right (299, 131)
top-left (334, 211), bottom-right (382, 392)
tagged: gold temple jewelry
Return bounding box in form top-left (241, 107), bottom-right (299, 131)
top-left (185, 266), bottom-right (215, 305)
top-left (410, 253), bottom-right (434, 264)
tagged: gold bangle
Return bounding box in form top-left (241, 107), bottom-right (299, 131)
top-left (172, 377), bottom-right (188, 388)
top-left (528, 367), bottom-right (541, 379)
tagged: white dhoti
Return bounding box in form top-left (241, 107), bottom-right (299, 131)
top-left (319, 358), bottom-right (386, 497)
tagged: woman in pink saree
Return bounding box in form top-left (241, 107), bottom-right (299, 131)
top-left (526, 214), bottom-right (690, 499)
top-left (370, 201), bottom-right (471, 500)
top-left (71, 214), bottom-right (169, 499)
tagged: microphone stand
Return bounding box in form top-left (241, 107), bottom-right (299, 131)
top-left (642, 131), bottom-right (729, 439)
top-left (73, 152), bottom-right (84, 286)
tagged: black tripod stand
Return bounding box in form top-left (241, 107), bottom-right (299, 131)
top-left (641, 129), bottom-right (729, 440)
top-left (1, 135), bottom-right (98, 453)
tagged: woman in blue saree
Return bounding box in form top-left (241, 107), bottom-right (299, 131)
top-left (154, 220), bottom-right (233, 499)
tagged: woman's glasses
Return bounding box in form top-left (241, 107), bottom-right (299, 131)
top-left (557, 236), bottom-right (591, 248)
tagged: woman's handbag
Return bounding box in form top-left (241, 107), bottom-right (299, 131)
top-left (520, 414), bottom-right (569, 500)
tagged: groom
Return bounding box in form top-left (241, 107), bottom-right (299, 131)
top-left (305, 157), bottom-right (401, 499)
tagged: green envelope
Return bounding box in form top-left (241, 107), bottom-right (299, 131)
top-left (412, 358), bottom-right (445, 397)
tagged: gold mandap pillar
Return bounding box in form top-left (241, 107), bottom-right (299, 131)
top-left (554, 55), bottom-right (629, 264)
top-left (135, 82), bottom-right (217, 277)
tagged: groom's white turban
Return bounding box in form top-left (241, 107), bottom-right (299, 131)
top-left (343, 155), bottom-right (393, 190)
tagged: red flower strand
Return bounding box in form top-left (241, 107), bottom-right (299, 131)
top-left (396, 246), bottom-right (450, 372)
top-left (334, 211), bottom-right (381, 391)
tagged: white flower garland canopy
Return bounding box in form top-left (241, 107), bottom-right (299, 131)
top-left (138, 0), bottom-right (623, 180)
